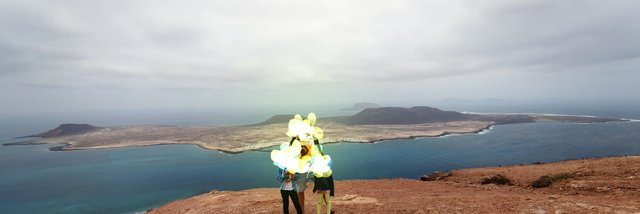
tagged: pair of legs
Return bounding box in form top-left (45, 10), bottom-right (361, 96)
top-left (315, 190), bottom-right (331, 214)
top-left (297, 192), bottom-right (306, 214)
top-left (281, 189), bottom-right (302, 214)
top-left (296, 173), bottom-right (309, 213)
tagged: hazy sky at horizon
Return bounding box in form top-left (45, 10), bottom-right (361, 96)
top-left (1, 0), bottom-right (640, 118)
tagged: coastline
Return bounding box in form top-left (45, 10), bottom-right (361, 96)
top-left (4, 121), bottom-right (497, 154)
top-left (3, 112), bottom-right (627, 154)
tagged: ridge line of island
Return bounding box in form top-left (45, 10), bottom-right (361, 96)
top-left (4, 106), bottom-right (629, 154)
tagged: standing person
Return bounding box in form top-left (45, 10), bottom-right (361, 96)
top-left (313, 174), bottom-right (334, 214)
top-left (312, 138), bottom-right (334, 213)
top-left (295, 145), bottom-right (314, 213)
top-left (278, 168), bottom-right (302, 214)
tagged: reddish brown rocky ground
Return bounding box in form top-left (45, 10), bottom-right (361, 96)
top-left (149, 156), bottom-right (640, 213)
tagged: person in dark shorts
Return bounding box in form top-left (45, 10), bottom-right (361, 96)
top-left (313, 174), bottom-right (334, 214)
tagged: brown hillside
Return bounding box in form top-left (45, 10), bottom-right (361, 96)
top-left (149, 156), bottom-right (640, 214)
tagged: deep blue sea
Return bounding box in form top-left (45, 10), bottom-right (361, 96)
top-left (1, 121), bottom-right (640, 214)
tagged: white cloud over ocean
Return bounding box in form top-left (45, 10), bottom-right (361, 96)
top-left (1, 0), bottom-right (639, 115)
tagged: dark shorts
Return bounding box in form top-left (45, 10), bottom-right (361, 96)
top-left (314, 177), bottom-right (331, 191)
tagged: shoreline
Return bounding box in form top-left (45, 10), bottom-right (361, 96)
top-left (3, 112), bottom-right (628, 154)
top-left (3, 120), bottom-right (627, 154)
top-left (4, 122), bottom-right (497, 154)
top-left (242, 124), bottom-right (495, 153)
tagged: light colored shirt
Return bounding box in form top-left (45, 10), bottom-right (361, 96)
top-left (277, 168), bottom-right (298, 190)
top-left (282, 180), bottom-right (294, 190)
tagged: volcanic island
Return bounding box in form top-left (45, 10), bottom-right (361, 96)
top-left (6, 106), bottom-right (626, 153)
top-left (5, 106), bottom-right (639, 213)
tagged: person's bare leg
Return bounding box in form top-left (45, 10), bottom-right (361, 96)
top-left (323, 191), bottom-right (331, 214)
top-left (298, 192), bottom-right (305, 214)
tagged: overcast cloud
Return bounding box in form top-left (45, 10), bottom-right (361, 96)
top-left (1, 0), bottom-right (639, 117)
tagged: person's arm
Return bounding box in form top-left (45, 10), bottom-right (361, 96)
top-left (277, 168), bottom-right (285, 182)
top-left (329, 175), bottom-right (335, 196)
top-left (314, 139), bottom-right (324, 155)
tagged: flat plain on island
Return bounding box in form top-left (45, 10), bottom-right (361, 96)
top-left (7, 107), bottom-right (626, 153)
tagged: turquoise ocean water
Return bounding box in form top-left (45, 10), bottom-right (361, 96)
top-left (1, 121), bottom-right (640, 213)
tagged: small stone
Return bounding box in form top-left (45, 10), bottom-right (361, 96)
top-left (533, 208), bottom-right (546, 214)
top-left (575, 203), bottom-right (589, 209)
top-left (569, 181), bottom-right (586, 189)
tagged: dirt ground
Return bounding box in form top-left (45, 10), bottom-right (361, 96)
top-left (149, 156), bottom-right (640, 214)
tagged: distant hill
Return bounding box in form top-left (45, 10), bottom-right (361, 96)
top-left (255, 106), bottom-right (477, 125)
top-left (252, 114), bottom-right (295, 126)
top-left (254, 107), bottom-right (470, 125)
top-left (30, 124), bottom-right (101, 138)
top-left (467, 114), bottom-right (535, 124)
top-left (345, 106), bottom-right (471, 125)
top-left (252, 106), bottom-right (613, 126)
top-left (339, 102), bottom-right (381, 111)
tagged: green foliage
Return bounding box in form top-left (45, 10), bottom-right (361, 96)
top-left (531, 172), bottom-right (573, 188)
top-left (481, 174), bottom-right (512, 185)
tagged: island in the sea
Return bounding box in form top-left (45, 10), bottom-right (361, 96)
top-left (5, 106), bottom-right (626, 153)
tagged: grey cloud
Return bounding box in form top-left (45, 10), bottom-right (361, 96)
top-left (1, 0), bottom-right (639, 116)
top-left (441, 1), bottom-right (640, 73)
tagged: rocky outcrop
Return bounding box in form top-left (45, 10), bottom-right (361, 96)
top-left (251, 114), bottom-right (294, 125)
top-left (345, 106), bottom-right (470, 125)
top-left (29, 124), bottom-right (101, 138)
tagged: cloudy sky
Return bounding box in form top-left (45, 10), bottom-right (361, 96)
top-left (1, 0), bottom-right (639, 119)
